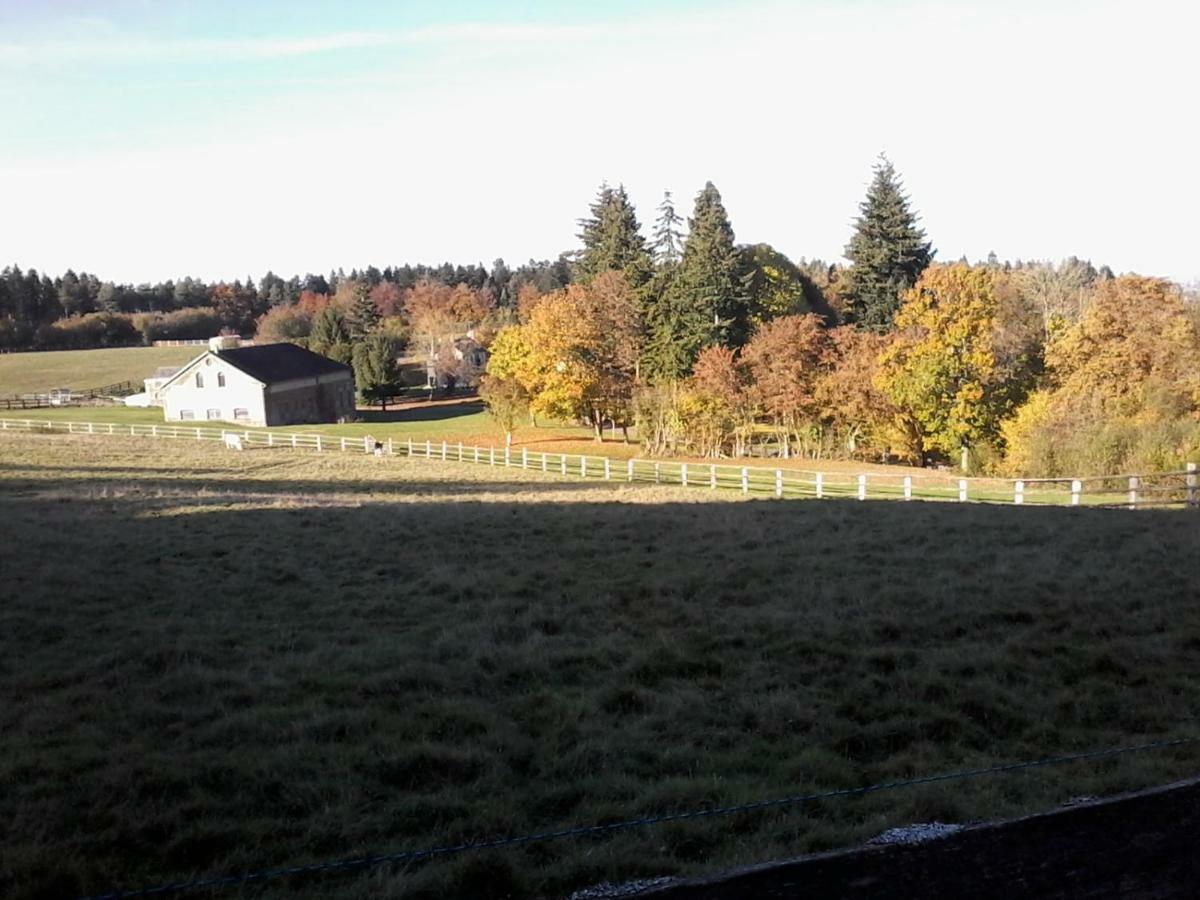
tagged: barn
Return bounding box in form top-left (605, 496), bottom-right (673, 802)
top-left (160, 339), bottom-right (355, 426)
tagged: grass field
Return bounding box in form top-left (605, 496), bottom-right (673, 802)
top-left (0, 346), bottom-right (203, 396)
top-left (2, 431), bottom-right (1199, 899)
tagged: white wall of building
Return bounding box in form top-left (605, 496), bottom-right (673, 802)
top-left (162, 353), bottom-right (267, 425)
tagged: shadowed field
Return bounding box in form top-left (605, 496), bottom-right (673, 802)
top-left (1, 433), bottom-right (1198, 899)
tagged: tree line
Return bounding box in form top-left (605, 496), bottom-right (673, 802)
top-left (481, 158), bottom-right (1200, 476)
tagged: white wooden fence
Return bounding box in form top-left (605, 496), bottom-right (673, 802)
top-left (1, 417), bottom-right (1197, 510)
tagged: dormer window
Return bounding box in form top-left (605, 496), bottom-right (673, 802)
top-left (195, 372), bottom-right (204, 388)
top-left (217, 372), bottom-right (226, 388)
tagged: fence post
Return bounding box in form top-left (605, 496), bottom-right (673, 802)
top-left (522, 447), bottom-right (528, 469)
top-left (775, 469), bottom-right (783, 498)
top-left (426, 439), bottom-right (432, 458)
top-left (741, 467), bottom-right (749, 494)
top-left (130, 425), bottom-right (135, 436)
top-left (1071, 479), bottom-right (1082, 506)
top-left (151, 425), bottom-right (158, 438)
top-left (628, 459), bottom-right (635, 482)
top-left (387, 439), bottom-right (393, 455)
top-left (542, 453), bottom-right (548, 473)
top-left (474, 447), bottom-right (480, 464)
top-left (196, 427), bottom-right (201, 441)
top-left (292, 434), bottom-right (297, 449)
top-left (816, 472), bottom-right (823, 499)
top-left (1015, 481), bottom-right (1024, 505)
top-left (560, 455), bottom-right (567, 476)
top-left (364, 436), bottom-right (370, 453)
top-left (903, 475), bottom-right (912, 501)
top-left (340, 437), bottom-right (347, 452)
top-left (316, 435), bottom-right (322, 452)
top-left (457, 442), bottom-right (463, 461)
top-left (442, 441), bottom-right (448, 461)
top-left (268, 432), bottom-right (275, 447)
top-left (958, 479), bottom-right (968, 502)
top-left (408, 438), bottom-right (413, 456)
top-left (1128, 475), bottom-right (1139, 510)
top-left (109, 423), bottom-right (115, 435)
top-left (87, 422), bottom-right (93, 434)
top-left (581, 457), bottom-right (588, 479)
top-left (710, 465), bottom-right (717, 490)
top-left (857, 474), bottom-right (866, 501)
top-left (655, 462), bottom-right (661, 484)
top-left (604, 458), bottom-right (611, 480)
top-left (490, 447), bottom-right (496, 466)
top-left (681, 463), bottom-right (688, 487)
top-left (504, 446), bottom-right (511, 466)
top-left (1187, 463), bottom-right (1197, 508)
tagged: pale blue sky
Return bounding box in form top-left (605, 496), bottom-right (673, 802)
top-left (1, 0), bottom-right (1196, 284)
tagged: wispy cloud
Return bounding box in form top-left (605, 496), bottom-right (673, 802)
top-left (0, 19), bottom-right (717, 67)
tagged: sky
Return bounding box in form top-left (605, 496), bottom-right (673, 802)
top-left (0, 0), bottom-right (1197, 285)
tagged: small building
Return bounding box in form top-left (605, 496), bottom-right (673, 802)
top-left (160, 339), bottom-right (355, 426)
top-left (139, 367), bottom-right (182, 406)
top-left (425, 335), bottom-right (490, 390)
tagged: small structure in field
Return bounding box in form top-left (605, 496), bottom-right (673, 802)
top-left (159, 338), bottom-right (354, 426)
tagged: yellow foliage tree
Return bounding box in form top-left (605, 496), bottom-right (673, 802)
top-left (1000, 276), bottom-right (1200, 476)
top-left (878, 264), bottom-right (1039, 466)
top-left (484, 272), bottom-right (641, 441)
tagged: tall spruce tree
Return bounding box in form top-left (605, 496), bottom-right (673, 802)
top-left (843, 155), bottom-right (934, 330)
top-left (347, 281), bottom-right (381, 339)
top-left (651, 190), bottom-right (686, 265)
top-left (643, 182), bottom-right (749, 379)
top-left (576, 183), bottom-right (652, 286)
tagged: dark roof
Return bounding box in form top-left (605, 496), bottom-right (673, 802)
top-left (215, 343), bottom-right (351, 384)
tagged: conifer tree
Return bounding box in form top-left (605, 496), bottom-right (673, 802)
top-left (347, 281), bottom-right (381, 339)
top-left (651, 190), bottom-right (686, 265)
top-left (646, 181), bottom-right (749, 378)
top-left (576, 183), bottom-right (652, 286)
top-left (843, 155), bottom-right (934, 330)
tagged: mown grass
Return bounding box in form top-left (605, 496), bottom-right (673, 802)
top-left (0, 346), bottom-right (201, 395)
top-left (1, 433), bottom-right (1199, 899)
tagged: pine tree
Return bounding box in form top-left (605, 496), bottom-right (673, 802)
top-left (651, 190), bottom-right (686, 265)
top-left (347, 281), bottom-right (380, 339)
top-left (576, 183), bottom-right (652, 286)
top-left (843, 155), bottom-right (934, 330)
top-left (352, 334), bottom-right (401, 407)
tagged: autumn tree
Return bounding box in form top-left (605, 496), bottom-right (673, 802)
top-left (486, 272), bottom-right (641, 441)
top-left (843, 155), bottom-right (934, 330)
top-left (877, 264), bottom-right (1038, 468)
top-left (688, 345), bottom-right (754, 457)
top-left (478, 374), bottom-right (529, 446)
top-left (255, 304), bottom-right (312, 343)
top-left (404, 278), bottom-right (495, 389)
top-left (739, 314), bottom-right (830, 457)
top-left (1001, 276), bottom-right (1200, 476)
top-left (815, 327), bottom-right (901, 460)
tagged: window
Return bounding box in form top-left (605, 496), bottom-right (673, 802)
top-left (233, 408), bottom-right (249, 421)
top-left (180, 410), bottom-right (195, 420)
top-left (195, 372), bottom-right (204, 388)
top-left (217, 372), bottom-right (226, 387)
top-left (206, 409), bottom-right (221, 420)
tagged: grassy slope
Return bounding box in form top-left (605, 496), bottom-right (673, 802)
top-left (0, 346), bottom-right (202, 396)
top-left (1, 432), bottom-right (1199, 899)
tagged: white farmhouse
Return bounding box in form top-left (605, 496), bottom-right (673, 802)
top-left (160, 338), bottom-right (355, 426)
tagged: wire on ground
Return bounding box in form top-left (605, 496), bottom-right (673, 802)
top-left (79, 734), bottom-right (1198, 900)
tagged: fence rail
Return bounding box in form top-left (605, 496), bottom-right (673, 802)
top-left (2, 417), bottom-right (1197, 509)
